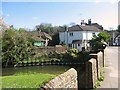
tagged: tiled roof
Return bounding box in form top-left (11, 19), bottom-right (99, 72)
top-left (68, 25), bottom-right (102, 32)
top-left (28, 31), bottom-right (52, 41)
top-left (115, 34), bottom-right (120, 39)
top-left (68, 25), bottom-right (82, 31)
top-left (88, 23), bottom-right (103, 30)
top-left (43, 32), bottom-right (52, 40)
top-left (80, 25), bottom-right (101, 31)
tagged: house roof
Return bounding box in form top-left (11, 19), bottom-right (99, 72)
top-left (63, 24), bottom-right (102, 32)
top-left (88, 23), bottom-right (103, 30)
top-left (27, 31), bottom-right (52, 41)
top-left (80, 25), bottom-right (101, 31)
top-left (72, 40), bottom-right (82, 44)
top-left (68, 25), bottom-right (82, 31)
top-left (33, 36), bottom-right (46, 41)
top-left (107, 30), bottom-right (118, 38)
top-left (43, 32), bottom-right (52, 40)
top-left (115, 34), bottom-right (120, 39)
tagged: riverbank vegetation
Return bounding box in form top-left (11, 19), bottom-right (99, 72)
top-left (2, 29), bottom-right (35, 68)
top-left (1, 24), bottom-right (111, 89)
top-left (2, 30), bottom-right (110, 68)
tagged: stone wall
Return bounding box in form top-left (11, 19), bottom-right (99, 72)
top-left (86, 50), bottom-right (105, 88)
top-left (40, 49), bottom-right (106, 89)
top-left (86, 58), bottom-right (97, 88)
top-left (103, 47), bottom-right (107, 67)
top-left (90, 51), bottom-right (103, 79)
top-left (34, 45), bottom-right (66, 55)
top-left (41, 68), bottom-right (78, 89)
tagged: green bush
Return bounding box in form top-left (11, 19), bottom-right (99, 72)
top-left (89, 31), bottom-right (110, 52)
top-left (2, 29), bottom-right (35, 67)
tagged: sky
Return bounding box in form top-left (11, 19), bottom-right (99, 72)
top-left (1, 0), bottom-right (119, 30)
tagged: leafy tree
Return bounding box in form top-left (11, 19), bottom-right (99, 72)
top-left (48, 33), bottom-right (60, 46)
top-left (97, 31), bottom-right (110, 42)
top-left (2, 29), bottom-right (34, 67)
top-left (35, 23), bottom-right (53, 34)
top-left (89, 31), bottom-right (110, 52)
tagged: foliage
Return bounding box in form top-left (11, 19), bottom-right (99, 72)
top-left (89, 31), bottom-right (110, 52)
top-left (35, 23), bottom-right (65, 35)
top-left (98, 32), bottom-right (110, 42)
top-left (48, 33), bottom-right (60, 46)
top-left (2, 73), bottom-right (55, 88)
top-left (45, 48), bottom-right (90, 63)
top-left (2, 29), bottom-right (35, 67)
top-left (94, 68), bottom-right (104, 89)
top-left (67, 48), bottom-right (78, 58)
top-left (77, 51), bottom-right (90, 62)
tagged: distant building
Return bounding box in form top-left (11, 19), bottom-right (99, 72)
top-left (28, 31), bottom-right (52, 47)
top-left (59, 19), bottom-right (103, 51)
top-left (114, 34), bottom-right (120, 46)
top-left (107, 30), bottom-right (119, 46)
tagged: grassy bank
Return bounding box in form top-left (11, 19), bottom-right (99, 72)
top-left (2, 73), bottom-right (56, 88)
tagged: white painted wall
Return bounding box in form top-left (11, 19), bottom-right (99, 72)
top-left (59, 32), bottom-right (67, 44)
top-left (67, 31), bottom-right (83, 44)
top-left (59, 30), bottom-right (100, 51)
top-left (82, 31), bottom-right (99, 40)
top-left (59, 30), bottom-right (100, 45)
top-left (59, 31), bottom-right (83, 44)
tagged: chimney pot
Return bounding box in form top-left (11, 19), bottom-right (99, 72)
top-left (88, 19), bottom-right (91, 25)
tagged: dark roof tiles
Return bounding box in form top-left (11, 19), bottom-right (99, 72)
top-left (67, 24), bottom-right (102, 32)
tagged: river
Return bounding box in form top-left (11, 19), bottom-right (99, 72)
top-left (2, 65), bottom-right (71, 76)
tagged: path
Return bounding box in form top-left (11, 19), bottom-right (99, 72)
top-left (98, 46), bottom-right (119, 89)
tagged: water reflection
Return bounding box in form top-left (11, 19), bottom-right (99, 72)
top-left (2, 65), bottom-right (70, 76)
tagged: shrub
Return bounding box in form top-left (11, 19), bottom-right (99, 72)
top-left (89, 31), bottom-right (110, 52)
top-left (2, 29), bottom-right (35, 67)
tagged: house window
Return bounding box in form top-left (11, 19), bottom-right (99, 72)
top-left (68, 44), bottom-right (72, 47)
top-left (78, 44), bottom-right (80, 46)
top-left (69, 32), bottom-right (73, 36)
top-left (92, 33), bottom-right (95, 36)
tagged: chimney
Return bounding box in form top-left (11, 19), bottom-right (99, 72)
top-left (81, 20), bottom-right (85, 26)
top-left (88, 19), bottom-right (91, 25)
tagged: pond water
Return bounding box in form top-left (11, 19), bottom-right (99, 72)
top-left (2, 65), bottom-right (70, 76)
top-left (2, 65), bottom-right (86, 88)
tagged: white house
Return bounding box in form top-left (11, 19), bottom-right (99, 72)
top-left (59, 19), bottom-right (103, 51)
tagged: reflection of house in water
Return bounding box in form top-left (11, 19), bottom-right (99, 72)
top-left (59, 19), bottom-right (103, 51)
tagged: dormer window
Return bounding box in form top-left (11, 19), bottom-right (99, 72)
top-left (69, 32), bottom-right (73, 36)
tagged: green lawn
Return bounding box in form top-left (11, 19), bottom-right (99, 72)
top-left (1, 73), bottom-right (56, 88)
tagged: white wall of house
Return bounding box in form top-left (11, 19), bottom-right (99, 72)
top-left (59, 30), bottom-right (99, 44)
top-left (68, 31), bottom-right (83, 44)
top-left (72, 43), bottom-right (82, 51)
top-left (82, 31), bottom-right (99, 40)
top-left (59, 31), bottom-right (83, 44)
top-left (59, 30), bottom-right (100, 51)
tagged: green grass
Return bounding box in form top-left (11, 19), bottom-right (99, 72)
top-left (2, 73), bottom-right (56, 88)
